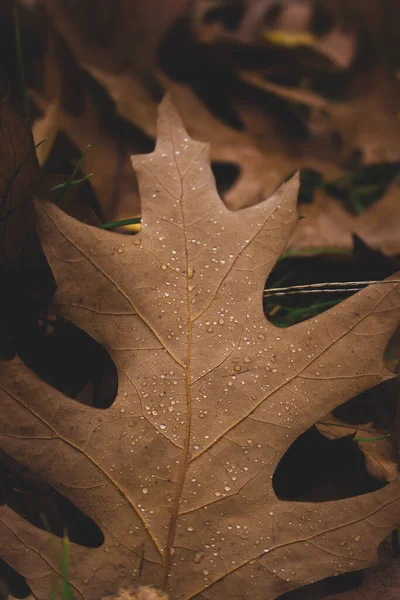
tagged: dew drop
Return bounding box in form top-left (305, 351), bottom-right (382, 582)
top-left (194, 552), bottom-right (204, 564)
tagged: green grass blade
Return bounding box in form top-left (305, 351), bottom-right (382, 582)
top-left (53, 146), bottom-right (90, 204)
top-left (353, 434), bottom-right (391, 442)
top-left (266, 298), bottom-right (341, 327)
top-left (49, 174), bottom-right (92, 192)
top-left (40, 515), bottom-right (73, 600)
top-left (40, 513), bottom-right (59, 600)
top-left (0, 138), bottom-right (47, 242)
top-left (9, 138), bottom-right (47, 188)
top-left (61, 531), bottom-right (73, 600)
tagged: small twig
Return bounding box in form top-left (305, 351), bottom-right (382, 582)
top-left (266, 288), bottom-right (364, 297)
top-left (264, 279), bottom-right (400, 298)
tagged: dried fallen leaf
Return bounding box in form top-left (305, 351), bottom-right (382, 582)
top-left (0, 93), bottom-right (100, 266)
top-left (32, 84), bottom-right (142, 223)
top-left (289, 183), bottom-right (400, 256)
top-left (31, 96), bottom-right (60, 167)
top-left (29, 0), bottom-right (302, 208)
top-left (0, 98), bottom-right (400, 600)
top-left (317, 327), bottom-right (400, 487)
top-left (187, 0), bottom-right (400, 167)
top-left (0, 97), bottom-right (42, 261)
top-left (29, 36), bottom-right (143, 224)
top-left (316, 414), bottom-right (398, 483)
top-left (327, 558), bottom-right (400, 599)
top-left (11, 0), bottom-right (400, 216)
top-left (164, 78), bottom-right (296, 208)
top-left (192, 0), bottom-right (357, 69)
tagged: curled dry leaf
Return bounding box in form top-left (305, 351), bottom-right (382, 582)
top-left (316, 414), bottom-right (399, 483)
top-left (1, 98), bottom-right (400, 599)
top-left (0, 94), bottom-right (99, 265)
top-left (187, 0), bottom-right (400, 167)
top-left (39, 0), bottom-right (296, 209)
top-left (31, 85), bottom-right (141, 223)
top-left (327, 557), bottom-right (400, 599)
top-left (21, 1), bottom-right (298, 209)
top-left (29, 35), bottom-right (143, 223)
top-left (289, 184), bottom-right (400, 256)
top-left (318, 326), bottom-right (400, 487)
top-left (191, 0), bottom-right (356, 71)
top-left (35, 0), bottom-right (400, 214)
top-left (42, 0), bottom-right (185, 137)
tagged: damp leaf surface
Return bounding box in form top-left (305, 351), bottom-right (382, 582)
top-left (0, 97), bottom-right (400, 600)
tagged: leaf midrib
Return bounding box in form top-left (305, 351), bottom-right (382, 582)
top-left (161, 115), bottom-right (195, 586)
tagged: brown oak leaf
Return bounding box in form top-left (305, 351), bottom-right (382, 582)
top-left (0, 98), bottom-right (400, 600)
top-left (13, 0), bottom-right (400, 214)
top-left (289, 184), bottom-right (400, 256)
